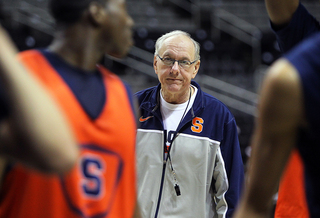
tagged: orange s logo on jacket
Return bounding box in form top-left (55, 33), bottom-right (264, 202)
top-left (191, 117), bottom-right (204, 133)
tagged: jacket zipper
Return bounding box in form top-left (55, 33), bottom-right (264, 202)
top-left (151, 96), bottom-right (196, 218)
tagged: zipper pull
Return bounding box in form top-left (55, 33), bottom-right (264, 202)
top-left (174, 184), bottom-right (181, 196)
top-left (171, 169), bottom-right (181, 196)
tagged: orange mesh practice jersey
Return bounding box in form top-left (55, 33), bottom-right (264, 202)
top-left (275, 149), bottom-right (309, 218)
top-left (0, 50), bottom-right (137, 218)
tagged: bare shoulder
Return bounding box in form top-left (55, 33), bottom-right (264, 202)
top-left (261, 58), bottom-right (302, 106)
top-left (258, 58), bottom-right (304, 133)
top-left (264, 58), bottom-right (300, 92)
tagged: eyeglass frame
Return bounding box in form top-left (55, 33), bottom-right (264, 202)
top-left (156, 54), bottom-right (198, 69)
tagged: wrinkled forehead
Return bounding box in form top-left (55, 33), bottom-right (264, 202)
top-left (159, 35), bottom-right (195, 59)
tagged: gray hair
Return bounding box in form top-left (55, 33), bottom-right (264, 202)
top-left (154, 30), bottom-right (200, 61)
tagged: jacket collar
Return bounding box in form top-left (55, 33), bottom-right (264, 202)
top-left (141, 81), bottom-right (205, 121)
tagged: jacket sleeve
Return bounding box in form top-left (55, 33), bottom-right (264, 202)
top-left (214, 118), bottom-right (244, 218)
top-left (272, 3), bottom-right (320, 53)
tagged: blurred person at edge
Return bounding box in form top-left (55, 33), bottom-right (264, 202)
top-left (0, 23), bottom-right (78, 174)
top-left (233, 1), bottom-right (320, 218)
top-left (265, 1), bottom-right (319, 217)
top-left (0, 0), bottom-right (141, 217)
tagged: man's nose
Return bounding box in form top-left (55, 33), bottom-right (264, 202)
top-left (171, 61), bottom-right (180, 73)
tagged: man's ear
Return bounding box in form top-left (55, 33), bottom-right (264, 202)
top-left (88, 2), bottom-right (106, 26)
top-left (153, 55), bottom-right (158, 75)
top-left (192, 60), bottom-right (200, 79)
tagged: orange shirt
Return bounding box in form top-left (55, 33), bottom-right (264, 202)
top-left (0, 50), bottom-right (137, 218)
top-left (275, 149), bottom-right (309, 218)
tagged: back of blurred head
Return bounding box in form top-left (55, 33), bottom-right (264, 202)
top-left (48, 0), bottom-right (134, 58)
top-left (49, 0), bottom-right (105, 25)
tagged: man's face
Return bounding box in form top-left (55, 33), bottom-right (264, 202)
top-left (103, 0), bottom-right (134, 58)
top-left (154, 35), bottom-right (200, 99)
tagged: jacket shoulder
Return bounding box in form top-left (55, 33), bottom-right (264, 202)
top-left (201, 91), bottom-right (235, 121)
top-left (135, 86), bottom-right (157, 103)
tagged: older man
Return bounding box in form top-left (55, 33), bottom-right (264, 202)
top-left (135, 30), bottom-right (244, 218)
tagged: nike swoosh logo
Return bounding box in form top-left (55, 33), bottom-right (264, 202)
top-left (139, 116), bottom-right (153, 122)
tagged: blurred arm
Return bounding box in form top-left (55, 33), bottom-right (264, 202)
top-left (0, 25), bottom-right (78, 174)
top-left (233, 58), bottom-right (304, 218)
top-left (265, 0), bottom-right (299, 25)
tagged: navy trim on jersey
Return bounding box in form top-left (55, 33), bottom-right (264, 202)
top-left (40, 49), bottom-right (106, 120)
top-left (123, 81), bottom-right (136, 118)
top-left (60, 144), bottom-right (124, 218)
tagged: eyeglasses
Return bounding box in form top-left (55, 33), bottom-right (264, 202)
top-left (157, 55), bottom-right (198, 69)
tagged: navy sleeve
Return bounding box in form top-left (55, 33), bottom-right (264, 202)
top-left (272, 3), bottom-right (320, 53)
top-left (285, 33), bottom-right (320, 133)
top-left (220, 118), bottom-right (244, 218)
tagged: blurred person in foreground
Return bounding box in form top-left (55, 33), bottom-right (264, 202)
top-left (0, 0), bottom-right (139, 217)
top-left (135, 30), bottom-right (244, 218)
top-left (265, 0), bottom-right (319, 217)
top-left (0, 24), bottom-right (78, 174)
top-left (233, 2), bottom-right (320, 216)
